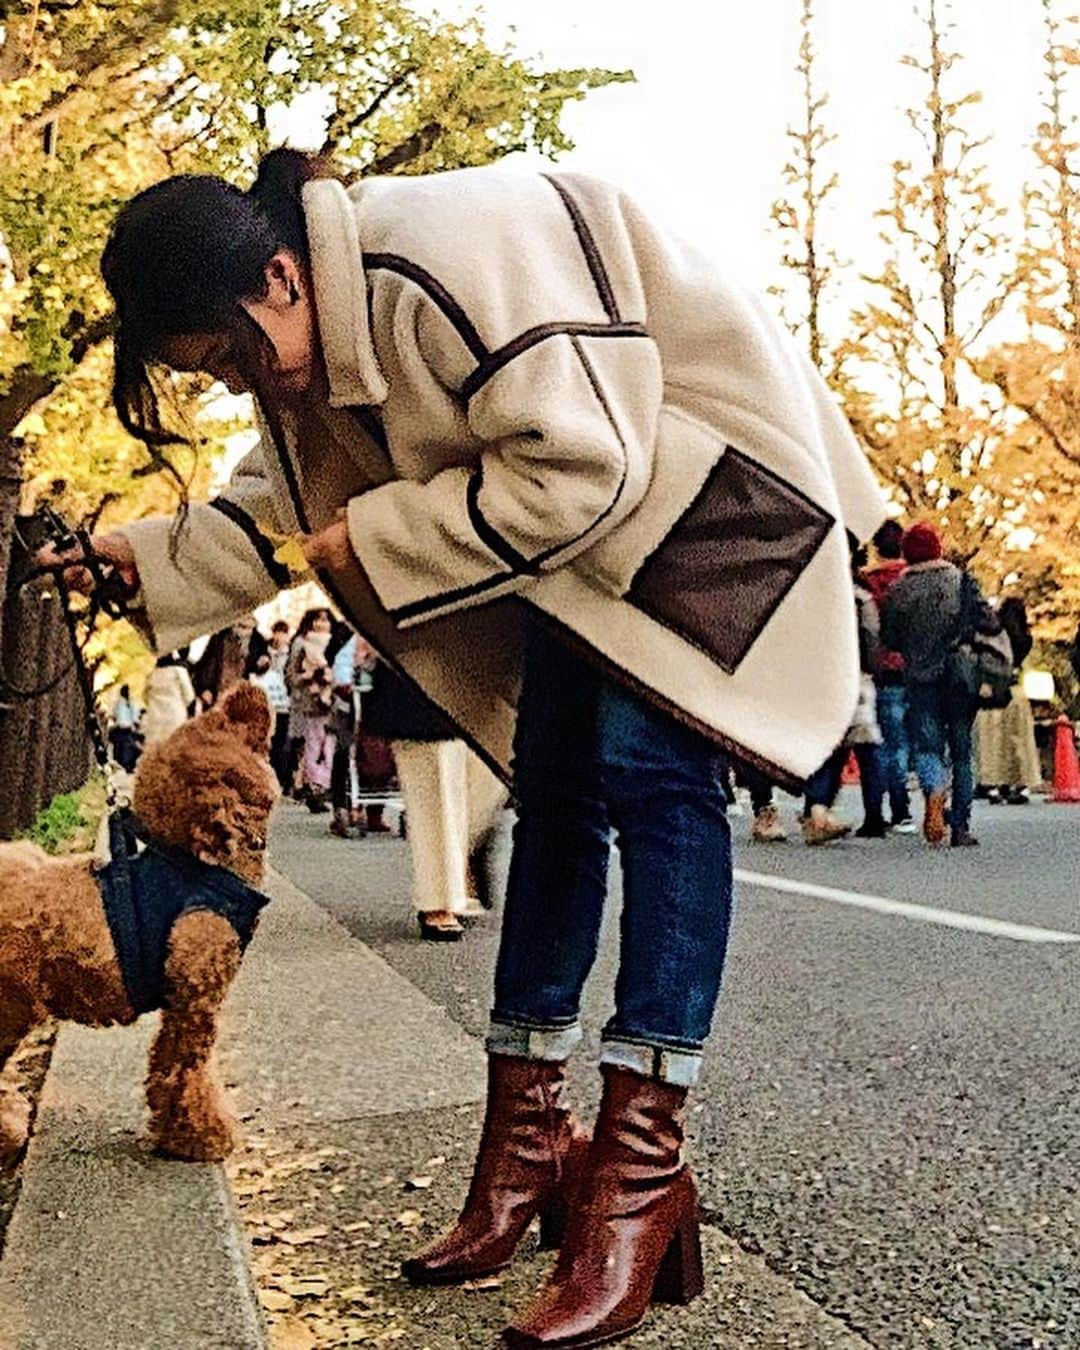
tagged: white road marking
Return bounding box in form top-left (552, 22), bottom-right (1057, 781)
top-left (734, 869), bottom-right (1080, 945)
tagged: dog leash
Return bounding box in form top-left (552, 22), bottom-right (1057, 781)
top-left (3, 509), bottom-right (138, 795)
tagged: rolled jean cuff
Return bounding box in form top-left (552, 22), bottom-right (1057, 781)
top-left (600, 1036), bottom-right (703, 1088)
top-left (486, 1017), bottom-right (583, 1062)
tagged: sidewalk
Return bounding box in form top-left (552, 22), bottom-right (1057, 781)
top-left (247, 807), bottom-right (875, 1349)
top-left (0, 805), bottom-right (875, 1348)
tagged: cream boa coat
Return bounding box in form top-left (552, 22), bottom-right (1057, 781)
top-left (124, 166), bottom-right (886, 784)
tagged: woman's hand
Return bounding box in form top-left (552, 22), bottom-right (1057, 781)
top-left (301, 517), bottom-right (353, 572)
top-left (35, 531), bottom-right (140, 598)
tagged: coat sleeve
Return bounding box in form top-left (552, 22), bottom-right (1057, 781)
top-left (345, 307), bottom-right (662, 629)
top-left (120, 437), bottom-right (297, 655)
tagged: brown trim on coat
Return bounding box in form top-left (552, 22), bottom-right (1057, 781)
top-left (254, 394), bottom-right (512, 786)
top-left (466, 469), bottom-right (539, 575)
top-left (461, 322), bottom-right (649, 401)
top-left (347, 404), bottom-right (389, 453)
top-left (208, 498), bottom-right (292, 588)
top-left (522, 602), bottom-right (805, 794)
top-left (387, 569), bottom-right (516, 624)
top-left (626, 447), bottom-right (835, 676)
top-left (365, 252), bottom-right (488, 361)
top-left (257, 398), bottom-right (311, 532)
top-left (542, 175), bottom-right (621, 323)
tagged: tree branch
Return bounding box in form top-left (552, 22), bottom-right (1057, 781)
top-left (321, 65), bottom-right (417, 155)
top-left (367, 120), bottom-right (442, 176)
top-left (0, 313), bottom-right (114, 443)
top-left (9, 0), bottom-right (182, 149)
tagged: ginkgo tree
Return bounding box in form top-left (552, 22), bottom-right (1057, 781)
top-left (980, 0), bottom-right (1080, 635)
top-left (0, 0), bottom-right (631, 532)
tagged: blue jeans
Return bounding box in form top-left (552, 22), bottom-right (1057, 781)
top-left (488, 626), bottom-right (733, 1086)
top-left (803, 743), bottom-right (885, 822)
top-left (875, 684), bottom-right (911, 822)
top-left (906, 679), bottom-right (976, 834)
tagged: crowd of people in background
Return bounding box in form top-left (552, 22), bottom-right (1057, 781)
top-left (735, 517), bottom-right (1045, 851)
top-left (106, 517), bottom-right (1059, 939)
top-left (106, 603), bottom-right (506, 944)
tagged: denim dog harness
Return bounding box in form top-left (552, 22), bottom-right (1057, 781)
top-left (96, 813), bottom-right (268, 1016)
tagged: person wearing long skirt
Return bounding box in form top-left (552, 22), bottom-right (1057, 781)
top-left (363, 663), bottom-right (506, 940)
top-left (975, 598), bottom-right (1041, 803)
top-left (140, 651), bottom-right (196, 748)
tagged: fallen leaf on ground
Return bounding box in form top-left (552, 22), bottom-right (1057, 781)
top-left (396, 1210), bottom-right (424, 1229)
top-left (270, 1316), bottom-right (317, 1350)
top-left (280, 1276), bottom-right (330, 1298)
top-left (279, 1226), bottom-right (330, 1246)
top-left (462, 1275), bottom-right (504, 1292)
top-left (259, 1289), bottom-right (295, 1313)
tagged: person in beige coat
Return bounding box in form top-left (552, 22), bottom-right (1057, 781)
top-left (139, 652), bottom-right (196, 748)
top-left (47, 149), bottom-right (885, 1348)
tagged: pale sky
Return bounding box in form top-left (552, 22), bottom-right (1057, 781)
top-left (428, 0), bottom-right (1049, 298)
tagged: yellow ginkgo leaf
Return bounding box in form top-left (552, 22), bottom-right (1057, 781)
top-left (273, 537), bottom-right (311, 577)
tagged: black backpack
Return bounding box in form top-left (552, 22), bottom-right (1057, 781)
top-left (947, 573), bottom-right (1015, 710)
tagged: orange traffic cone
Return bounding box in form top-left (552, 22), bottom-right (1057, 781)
top-left (1052, 716), bottom-right (1080, 803)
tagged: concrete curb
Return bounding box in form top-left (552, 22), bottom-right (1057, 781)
top-left (0, 1019), bottom-right (266, 1350)
top-left (0, 861), bottom-right (489, 1350)
top-left (220, 867), bottom-right (487, 1130)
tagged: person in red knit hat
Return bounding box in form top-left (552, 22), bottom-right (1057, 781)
top-left (881, 523), bottom-right (1001, 846)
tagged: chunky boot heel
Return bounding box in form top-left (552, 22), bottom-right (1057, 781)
top-left (652, 1212), bottom-right (705, 1305)
top-left (505, 1066), bottom-right (706, 1349)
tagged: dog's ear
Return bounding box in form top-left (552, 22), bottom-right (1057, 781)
top-left (218, 681), bottom-right (273, 751)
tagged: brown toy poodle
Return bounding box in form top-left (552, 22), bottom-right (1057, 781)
top-left (0, 681), bottom-right (279, 1164)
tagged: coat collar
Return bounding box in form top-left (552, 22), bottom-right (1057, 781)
top-left (904, 558), bottom-right (953, 574)
top-left (302, 179), bottom-right (389, 408)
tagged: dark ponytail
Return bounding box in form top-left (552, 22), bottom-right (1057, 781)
top-left (248, 147), bottom-right (333, 259)
top-left (102, 148), bottom-right (337, 456)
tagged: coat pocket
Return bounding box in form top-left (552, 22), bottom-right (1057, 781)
top-left (627, 447), bottom-right (834, 674)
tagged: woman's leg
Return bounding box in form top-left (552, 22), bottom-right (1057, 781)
top-left (270, 713), bottom-right (291, 789)
top-left (489, 627), bottom-right (611, 1060)
top-left (596, 684), bottom-right (732, 1085)
top-left (302, 716), bottom-right (332, 796)
top-left (507, 681), bottom-right (722, 1346)
top-left (906, 682), bottom-right (948, 797)
top-left (876, 685), bottom-right (912, 823)
top-left (403, 630), bottom-right (607, 1285)
top-left (394, 738), bottom-right (469, 925)
top-left (802, 745), bottom-right (850, 844)
top-left (465, 749), bottom-right (509, 854)
top-left (854, 742), bottom-right (887, 835)
top-left (946, 693), bottom-right (977, 842)
top-left (907, 681), bottom-right (949, 844)
top-left (329, 737), bottom-right (352, 836)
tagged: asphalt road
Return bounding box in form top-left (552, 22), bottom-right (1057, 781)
top-left (271, 791), bottom-right (1080, 1350)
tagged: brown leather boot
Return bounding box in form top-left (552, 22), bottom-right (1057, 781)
top-left (503, 1064), bottom-right (704, 1348)
top-left (402, 1055), bottom-right (589, 1286)
top-left (924, 791), bottom-right (947, 846)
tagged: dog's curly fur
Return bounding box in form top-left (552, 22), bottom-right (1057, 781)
top-left (0, 682), bottom-right (279, 1164)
